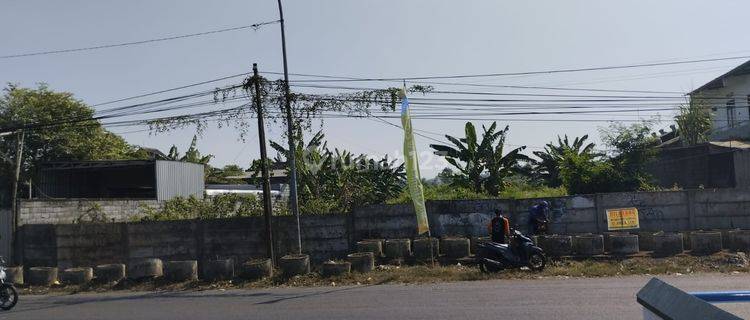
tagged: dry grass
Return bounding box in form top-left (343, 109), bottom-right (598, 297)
top-left (19, 252), bottom-right (750, 295)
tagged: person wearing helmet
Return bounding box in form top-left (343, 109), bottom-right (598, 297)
top-left (488, 209), bottom-right (510, 244)
top-left (529, 201), bottom-right (550, 235)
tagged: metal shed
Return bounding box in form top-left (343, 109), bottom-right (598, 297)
top-left (38, 160), bottom-right (204, 200)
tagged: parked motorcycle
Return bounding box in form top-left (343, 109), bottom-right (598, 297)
top-left (0, 257), bottom-right (18, 311)
top-left (475, 229), bottom-right (546, 272)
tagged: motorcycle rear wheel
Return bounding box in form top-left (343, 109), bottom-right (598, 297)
top-left (0, 284), bottom-right (18, 311)
top-left (479, 261), bottom-right (502, 273)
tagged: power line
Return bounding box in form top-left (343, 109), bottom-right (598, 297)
top-left (266, 54), bottom-right (750, 81)
top-left (92, 74), bottom-right (246, 107)
top-left (0, 20), bottom-right (279, 59)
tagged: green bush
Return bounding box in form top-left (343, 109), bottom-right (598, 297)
top-left (135, 194), bottom-right (286, 221)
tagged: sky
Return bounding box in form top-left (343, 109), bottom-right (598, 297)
top-left (2, 0), bottom-right (749, 177)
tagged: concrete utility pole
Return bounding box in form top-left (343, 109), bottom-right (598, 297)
top-left (10, 130), bottom-right (24, 264)
top-left (252, 63), bottom-right (275, 264)
top-left (276, 0), bottom-right (302, 254)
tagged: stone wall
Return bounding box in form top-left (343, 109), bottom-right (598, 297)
top-left (19, 199), bottom-right (161, 225)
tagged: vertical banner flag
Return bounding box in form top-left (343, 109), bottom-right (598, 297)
top-left (400, 89), bottom-right (430, 235)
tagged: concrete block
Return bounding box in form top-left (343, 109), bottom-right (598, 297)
top-left (537, 235), bottom-right (573, 257)
top-left (127, 259), bottom-right (163, 279)
top-left (609, 234), bottom-right (639, 255)
top-left (28, 267), bottom-right (58, 286)
top-left (5, 266), bottom-right (23, 285)
top-left (440, 237), bottom-right (471, 260)
top-left (412, 237), bottom-right (439, 261)
top-left (164, 260), bottom-right (198, 282)
top-left (729, 230), bottom-right (750, 252)
top-left (279, 254), bottom-right (310, 277)
top-left (321, 261), bottom-right (351, 277)
top-left (203, 259), bottom-right (234, 281)
top-left (347, 252), bottom-right (374, 273)
top-left (652, 233), bottom-right (684, 256)
top-left (238, 259), bottom-right (273, 280)
top-left (60, 267), bottom-right (94, 285)
top-left (690, 231), bottom-right (722, 255)
top-left (572, 234), bottom-right (604, 256)
top-left (95, 264), bottom-right (126, 283)
top-left (384, 239), bottom-right (412, 260)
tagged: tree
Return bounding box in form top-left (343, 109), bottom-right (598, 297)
top-left (430, 121), bottom-right (528, 195)
top-left (429, 122), bottom-right (485, 192)
top-left (599, 121), bottom-right (660, 191)
top-left (558, 149), bottom-right (618, 195)
top-left (268, 131), bottom-right (406, 213)
top-left (533, 134), bottom-right (597, 187)
top-left (480, 123), bottom-right (529, 196)
top-left (0, 84), bottom-right (143, 200)
top-left (166, 135), bottom-right (213, 164)
top-left (675, 96), bottom-right (712, 146)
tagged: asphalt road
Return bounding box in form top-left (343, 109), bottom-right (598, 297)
top-left (4, 273), bottom-right (750, 320)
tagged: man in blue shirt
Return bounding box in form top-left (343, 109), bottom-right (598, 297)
top-left (529, 201), bottom-right (550, 235)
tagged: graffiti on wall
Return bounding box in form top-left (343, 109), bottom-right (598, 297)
top-left (626, 194), bottom-right (665, 220)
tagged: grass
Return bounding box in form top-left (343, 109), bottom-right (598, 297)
top-left (19, 252), bottom-right (750, 295)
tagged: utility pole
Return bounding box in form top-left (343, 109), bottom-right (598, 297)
top-left (10, 130), bottom-right (24, 264)
top-left (252, 63), bottom-right (275, 264)
top-left (276, 0), bottom-right (302, 254)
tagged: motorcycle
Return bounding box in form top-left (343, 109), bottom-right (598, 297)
top-left (0, 257), bottom-right (18, 311)
top-left (475, 229), bottom-right (546, 272)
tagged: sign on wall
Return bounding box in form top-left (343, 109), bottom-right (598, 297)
top-left (606, 207), bottom-right (639, 230)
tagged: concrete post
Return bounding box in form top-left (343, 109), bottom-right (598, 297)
top-left (687, 190), bottom-right (696, 230)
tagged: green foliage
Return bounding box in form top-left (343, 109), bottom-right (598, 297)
top-left (268, 131), bottom-right (406, 213)
top-left (558, 149), bottom-right (618, 195)
top-left (206, 164), bottom-right (247, 184)
top-left (430, 121), bottom-right (528, 195)
top-left (388, 175), bottom-right (566, 204)
top-left (675, 96), bottom-right (712, 146)
top-left (0, 84), bottom-right (145, 199)
top-left (532, 134), bottom-right (597, 187)
top-left (135, 194), bottom-right (285, 221)
top-left (599, 121), bottom-right (660, 191)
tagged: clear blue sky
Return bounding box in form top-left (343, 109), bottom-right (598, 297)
top-left (2, 0), bottom-right (748, 177)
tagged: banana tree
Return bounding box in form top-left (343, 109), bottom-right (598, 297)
top-left (429, 122), bottom-right (485, 192)
top-left (532, 134), bottom-right (596, 187)
top-left (480, 123), bottom-right (529, 196)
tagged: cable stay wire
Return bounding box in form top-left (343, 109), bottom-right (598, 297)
top-left (0, 20), bottom-right (280, 59)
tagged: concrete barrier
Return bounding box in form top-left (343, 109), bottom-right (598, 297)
top-left (412, 237), bottom-right (439, 261)
top-left (321, 261), bottom-right (351, 277)
top-left (384, 239), bottom-right (412, 260)
top-left (164, 260), bottom-right (198, 282)
top-left (538, 235), bottom-right (573, 257)
top-left (203, 259), bottom-right (234, 281)
top-left (636, 231), bottom-right (655, 251)
top-left (652, 233), bottom-right (684, 257)
top-left (470, 236), bottom-right (491, 255)
top-left (603, 232), bottom-right (628, 252)
top-left (28, 267), bottom-right (58, 286)
top-left (60, 267), bottom-right (94, 285)
top-left (5, 266), bottom-right (23, 285)
top-left (280, 254), bottom-right (310, 277)
top-left (717, 229), bottom-right (735, 250)
top-left (729, 230), bottom-right (750, 252)
top-left (609, 234), bottom-right (639, 255)
top-left (441, 237), bottom-right (471, 261)
top-left (572, 234), bottom-right (604, 256)
top-left (95, 264), bottom-right (126, 283)
top-left (128, 258), bottom-right (163, 279)
top-left (690, 231), bottom-right (722, 255)
top-left (356, 239), bottom-right (384, 258)
top-left (238, 259), bottom-right (273, 280)
top-left (347, 252), bottom-right (375, 273)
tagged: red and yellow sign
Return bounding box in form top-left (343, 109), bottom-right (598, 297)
top-left (606, 207), bottom-right (639, 230)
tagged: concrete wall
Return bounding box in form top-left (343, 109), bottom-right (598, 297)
top-left (19, 199), bottom-right (162, 225)
top-left (16, 188), bottom-right (750, 268)
top-left (19, 213), bottom-right (351, 269)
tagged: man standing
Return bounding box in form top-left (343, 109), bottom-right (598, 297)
top-left (488, 209), bottom-right (510, 244)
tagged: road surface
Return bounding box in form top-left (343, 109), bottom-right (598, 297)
top-left (4, 273), bottom-right (750, 319)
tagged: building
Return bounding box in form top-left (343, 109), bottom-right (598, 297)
top-left (37, 160), bottom-right (205, 201)
top-left (689, 60), bottom-right (750, 140)
top-left (648, 140), bottom-right (750, 189)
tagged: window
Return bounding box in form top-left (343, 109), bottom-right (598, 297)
top-left (727, 99), bottom-right (736, 128)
